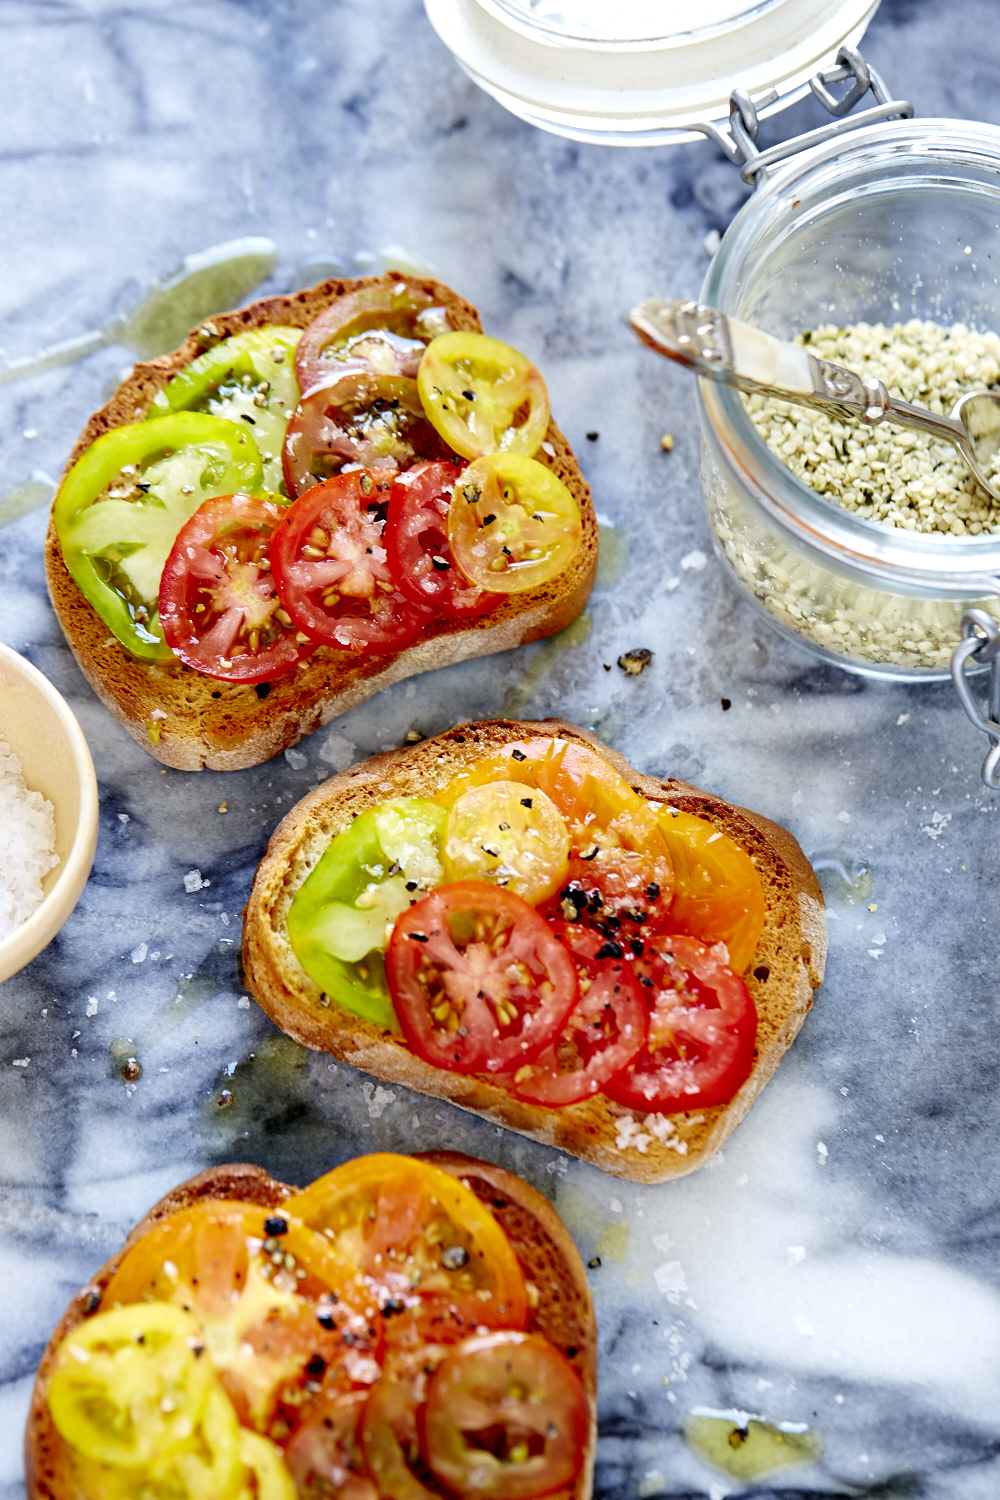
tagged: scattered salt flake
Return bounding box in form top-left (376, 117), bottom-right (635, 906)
top-left (320, 732), bottom-right (357, 771)
top-left (23, 428), bottom-right (37, 439)
top-left (875, 1133), bottom-right (885, 1143)
top-left (225, 1061), bottom-right (238, 1077)
top-left (361, 1081), bottom-right (396, 1118)
top-left (787, 1245), bottom-right (806, 1265)
top-left (702, 228), bottom-right (721, 256)
top-left (921, 811), bottom-right (951, 839)
top-left (540, 440), bottom-right (556, 457)
top-left (150, 708), bottom-right (167, 721)
top-left (872, 932), bottom-right (886, 945)
top-left (183, 869), bottom-right (205, 893)
top-left (837, 810), bottom-right (851, 823)
top-left (107, 990), bottom-right (117, 1003)
top-left (284, 747), bottom-right (308, 770)
top-left (609, 1197), bottom-right (623, 1214)
top-left (545, 1157), bottom-right (568, 1176)
top-left (680, 549), bottom-right (707, 572)
top-left (840, 1086), bottom-right (849, 1095)
top-left (897, 713), bottom-right (910, 725)
top-left (867, 948), bottom-right (884, 960)
top-left (118, 812), bottom-right (130, 824)
top-left (237, 997), bottom-right (251, 1010)
top-left (12, 1057), bottom-right (29, 1067)
top-left (817, 1141), bottom-right (828, 1165)
top-left (614, 1115), bottom-right (653, 1153)
top-left (652, 1232), bottom-right (674, 1252)
top-left (130, 942), bottom-right (147, 964)
top-left (85, 996), bottom-right (99, 1017)
top-left (654, 1260), bottom-right (688, 1301)
top-left (665, 577), bottom-right (680, 592)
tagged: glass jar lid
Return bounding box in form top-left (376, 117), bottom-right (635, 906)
top-left (424, 0), bottom-right (880, 144)
top-left (476, 0), bottom-right (782, 50)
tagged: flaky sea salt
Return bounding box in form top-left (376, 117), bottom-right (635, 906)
top-left (0, 740), bottom-right (59, 939)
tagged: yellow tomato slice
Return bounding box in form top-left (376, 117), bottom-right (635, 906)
top-left (417, 331), bottom-right (549, 459)
top-left (73, 1384), bottom-right (244, 1500)
top-left (442, 781), bottom-right (570, 905)
top-left (437, 737), bottom-right (672, 866)
top-left (47, 1302), bottom-right (213, 1467)
top-left (237, 1428), bottom-right (297, 1500)
top-left (448, 453), bottom-right (581, 593)
top-left (656, 807), bottom-right (766, 974)
top-left (283, 1154), bottom-right (528, 1331)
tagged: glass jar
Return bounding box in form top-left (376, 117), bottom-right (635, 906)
top-left (699, 118), bottom-right (1000, 680)
top-left (423, 0), bottom-right (877, 145)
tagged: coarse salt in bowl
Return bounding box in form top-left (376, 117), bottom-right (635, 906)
top-left (0, 641), bottom-right (98, 983)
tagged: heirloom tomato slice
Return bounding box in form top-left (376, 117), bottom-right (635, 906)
top-left (284, 1154), bottom-right (529, 1336)
top-left (148, 326), bottom-right (301, 494)
top-left (656, 808), bottom-right (766, 974)
top-left (287, 798), bottom-right (447, 1031)
top-left (269, 471), bottom-right (431, 653)
top-left (508, 928), bottom-right (647, 1108)
top-left (385, 882), bottom-right (579, 1075)
top-left (448, 452), bottom-right (581, 593)
top-left (438, 737), bottom-right (675, 894)
top-left (284, 1389), bottom-right (376, 1500)
top-left (360, 1365), bottom-right (444, 1500)
top-left (296, 281), bottom-right (451, 395)
top-left (384, 459), bottom-right (502, 617)
top-left (52, 412), bottom-right (263, 662)
top-left (423, 1332), bottom-right (590, 1500)
top-left (282, 372), bottom-right (449, 498)
top-left (47, 1302), bottom-right (215, 1466)
top-left (442, 781), bottom-right (570, 906)
top-left (605, 933), bottom-right (757, 1114)
top-left (417, 331), bottom-right (550, 460)
top-left (102, 1199), bottom-right (380, 1432)
top-left (158, 492), bottom-right (309, 683)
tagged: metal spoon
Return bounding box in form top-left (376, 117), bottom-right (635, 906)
top-left (629, 297), bottom-right (1000, 502)
top-left (0, 236), bottom-right (278, 388)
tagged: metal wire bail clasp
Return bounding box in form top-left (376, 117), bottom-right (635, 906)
top-left (951, 610), bottom-right (1000, 788)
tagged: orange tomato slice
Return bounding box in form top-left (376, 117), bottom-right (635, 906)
top-left (283, 1154), bottom-right (528, 1336)
top-left (656, 808), bottom-right (766, 974)
top-left (103, 1199), bottom-right (380, 1432)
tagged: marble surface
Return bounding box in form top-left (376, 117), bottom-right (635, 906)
top-left (3, 1), bottom-right (1000, 1495)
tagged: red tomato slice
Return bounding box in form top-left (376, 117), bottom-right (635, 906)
top-left (282, 373), bottom-right (450, 499)
top-left (423, 1331), bottom-right (590, 1500)
top-left (295, 282), bottom-right (450, 395)
top-left (158, 493), bottom-right (309, 683)
top-left (604, 933), bottom-right (757, 1114)
top-left (507, 933), bottom-right (648, 1107)
top-left (269, 472), bottom-right (432, 654)
top-left (284, 1389), bottom-right (378, 1500)
top-left (385, 881), bottom-right (579, 1075)
top-left (384, 460), bottom-right (502, 618)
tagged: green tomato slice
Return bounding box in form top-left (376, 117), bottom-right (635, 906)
top-left (54, 413), bottom-right (263, 662)
top-left (148, 328), bottom-right (301, 494)
top-left (287, 797), bottom-right (447, 1029)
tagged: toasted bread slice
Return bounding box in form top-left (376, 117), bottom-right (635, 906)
top-left (45, 274), bottom-right (597, 771)
top-left (25, 1154), bottom-right (596, 1500)
top-left (242, 719), bottom-right (827, 1185)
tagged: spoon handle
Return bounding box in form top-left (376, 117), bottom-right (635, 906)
top-left (629, 297), bottom-right (968, 444)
